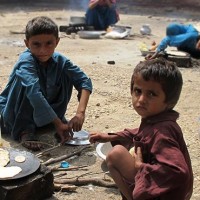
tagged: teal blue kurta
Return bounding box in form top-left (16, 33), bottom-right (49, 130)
top-left (0, 49), bottom-right (92, 140)
top-left (157, 23), bottom-right (200, 58)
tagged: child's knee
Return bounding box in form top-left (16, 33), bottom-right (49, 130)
top-left (106, 145), bottom-right (126, 165)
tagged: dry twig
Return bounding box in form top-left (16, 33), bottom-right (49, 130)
top-left (36, 144), bottom-right (61, 158)
top-left (43, 146), bottom-right (90, 166)
top-left (54, 177), bottom-right (117, 188)
top-left (54, 183), bottom-right (78, 192)
top-left (50, 165), bottom-right (88, 171)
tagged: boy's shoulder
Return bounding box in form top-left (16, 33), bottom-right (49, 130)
top-left (19, 49), bottom-right (33, 59)
top-left (147, 110), bottom-right (179, 124)
top-left (150, 111), bottom-right (182, 138)
top-left (52, 51), bottom-right (69, 62)
top-left (146, 110), bottom-right (181, 132)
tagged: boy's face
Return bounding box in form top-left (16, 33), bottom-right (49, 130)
top-left (132, 75), bottom-right (168, 119)
top-left (24, 34), bottom-right (60, 64)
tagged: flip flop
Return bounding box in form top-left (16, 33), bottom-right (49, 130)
top-left (20, 132), bottom-right (44, 151)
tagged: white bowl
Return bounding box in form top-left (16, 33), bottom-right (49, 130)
top-left (96, 142), bottom-right (113, 160)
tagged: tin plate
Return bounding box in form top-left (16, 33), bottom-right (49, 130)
top-left (65, 130), bottom-right (90, 146)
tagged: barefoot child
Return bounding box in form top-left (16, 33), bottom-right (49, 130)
top-left (89, 58), bottom-right (193, 200)
top-left (0, 16), bottom-right (92, 151)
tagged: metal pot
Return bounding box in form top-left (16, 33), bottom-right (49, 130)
top-left (69, 16), bottom-right (86, 26)
top-left (140, 24), bottom-right (151, 35)
top-left (78, 31), bottom-right (105, 39)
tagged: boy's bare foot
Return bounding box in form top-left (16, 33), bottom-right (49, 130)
top-left (20, 132), bottom-right (43, 151)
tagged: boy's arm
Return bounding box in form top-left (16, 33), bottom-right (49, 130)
top-left (68, 89), bottom-right (91, 132)
top-left (89, 132), bottom-right (123, 143)
top-left (89, 0), bottom-right (100, 9)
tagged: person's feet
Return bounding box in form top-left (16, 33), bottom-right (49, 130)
top-left (20, 132), bottom-right (44, 151)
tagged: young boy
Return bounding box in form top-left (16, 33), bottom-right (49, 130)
top-left (0, 16), bottom-right (92, 151)
top-left (90, 58), bottom-right (193, 200)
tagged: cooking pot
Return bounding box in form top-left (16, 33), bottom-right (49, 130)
top-left (69, 16), bottom-right (86, 26)
top-left (78, 30), bottom-right (105, 39)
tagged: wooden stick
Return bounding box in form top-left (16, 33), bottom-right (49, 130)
top-left (54, 183), bottom-right (78, 192)
top-left (54, 177), bottom-right (117, 188)
top-left (54, 172), bottom-right (67, 178)
top-left (51, 165), bottom-right (88, 171)
top-left (43, 146), bottom-right (91, 166)
top-left (36, 144), bottom-right (61, 158)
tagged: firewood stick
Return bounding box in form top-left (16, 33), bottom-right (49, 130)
top-left (43, 146), bottom-right (90, 166)
top-left (54, 172), bottom-right (67, 178)
top-left (36, 144), bottom-right (61, 158)
top-left (54, 183), bottom-right (78, 192)
top-left (54, 178), bottom-right (117, 188)
top-left (51, 165), bottom-right (88, 171)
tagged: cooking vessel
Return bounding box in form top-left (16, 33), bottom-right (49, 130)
top-left (78, 31), bottom-right (105, 39)
top-left (0, 147), bottom-right (40, 180)
top-left (69, 16), bottom-right (86, 26)
top-left (140, 50), bottom-right (155, 56)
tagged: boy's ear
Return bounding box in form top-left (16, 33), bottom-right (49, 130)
top-left (166, 103), bottom-right (174, 110)
top-left (24, 39), bottom-right (29, 48)
top-left (56, 37), bottom-right (60, 46)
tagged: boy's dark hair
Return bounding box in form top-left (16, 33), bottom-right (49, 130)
top-left (131, 58), bottom-right (183, 109)
top-left (25, 16), bottom-right (58, 40)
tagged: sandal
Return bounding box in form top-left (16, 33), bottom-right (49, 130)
top-left (19, 132), bottom-right (44, 151)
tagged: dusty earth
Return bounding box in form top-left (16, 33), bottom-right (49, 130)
top-left (0, 1), bottom-right (200, 200)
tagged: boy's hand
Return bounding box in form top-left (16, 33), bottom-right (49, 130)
top-left (68, 112), bottom-right (85, 132)
top-left (132, 147), bottom-right (143, 171)
top-left (55, 123), bottom-right (73, 144)
top-left (53, 117), bottom-right (74, 144)
top-left (89, 132), bottom-right (109, 143)
top-left (196, 40), bottom-right (200, 50)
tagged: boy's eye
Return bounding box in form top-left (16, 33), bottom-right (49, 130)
top-left (147, 91), bottom-right (157, 97)
top-left (33, 42), bottom-right (41, 47)
top-left (47, 41), bottom-right (54, 45)
top-left (133, 88), bottom-right (141, 96)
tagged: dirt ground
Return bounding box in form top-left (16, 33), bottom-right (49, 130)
top-left (0, 1), bottom-right (200, 200)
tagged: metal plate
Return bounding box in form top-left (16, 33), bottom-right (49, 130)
top-left (0, 147), bottom-right (40, 180)
top-left (65, 130), bottom-right (90, 146)
top-left (166, 50), bottom-right (188, 57)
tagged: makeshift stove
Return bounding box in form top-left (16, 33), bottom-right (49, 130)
top-left (59, 16), bottom-right (94, 34)
top-left (0, 148), bottom-right (53, 200)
